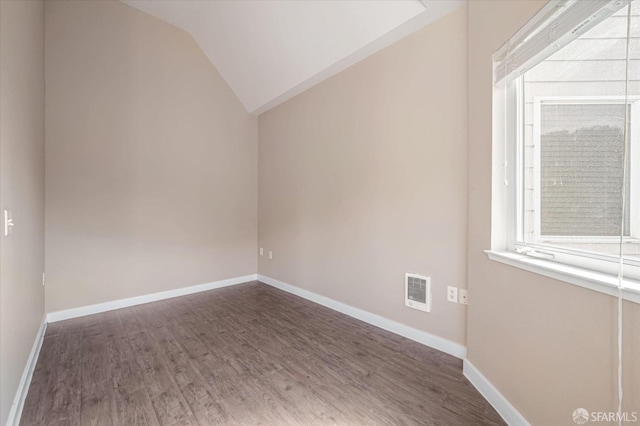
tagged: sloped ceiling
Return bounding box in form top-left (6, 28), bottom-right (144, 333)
top-left (122, 0), bottom-right (465, 115)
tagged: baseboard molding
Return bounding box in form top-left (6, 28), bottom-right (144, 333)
top-left (5, 316), bottom-right (47, 426)
top-left (463, 359), bottom-right (530, 426)
top-left (46, 274), bottom-right (258, 323)
top-left (257, 274), bottom-right (467, 359)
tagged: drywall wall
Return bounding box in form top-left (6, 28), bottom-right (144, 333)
top-left (0, 0), bottom-right (45, 423)
top-left (45, 1), bottom-right (258, 312)
top-left (467, 1), bottom-right (640, 424)
top-left (258, 7), bottom-right (468, 345)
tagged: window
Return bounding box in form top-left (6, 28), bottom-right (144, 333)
top-left (490, 0), bottom-right (640, 295)
top-left (529, 98), bottom-right (639, 247)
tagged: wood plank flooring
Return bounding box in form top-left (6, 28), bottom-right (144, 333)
top-left (21, 281), bottom-right (504, 425)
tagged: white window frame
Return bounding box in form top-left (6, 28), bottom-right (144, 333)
top-left (488, 0), bottom-right (640, 303)
top-left (531, 96), bottom-right (640, 243)
top-left (489, 82), bottom-right (640, 304)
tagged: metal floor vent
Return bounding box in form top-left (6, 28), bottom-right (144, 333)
top-left (405, 273), bottom-right (431, 313)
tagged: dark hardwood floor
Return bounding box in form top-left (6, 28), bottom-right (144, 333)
top-left (21, 281), bottom-right (504, 425)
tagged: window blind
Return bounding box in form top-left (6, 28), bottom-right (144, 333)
top-left (493, 0), bottom-right (630, 85)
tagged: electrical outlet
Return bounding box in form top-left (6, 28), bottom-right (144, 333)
top-left (447, 286), bottom-right (458, 303)
top-left (268, 250), bottom-right (273, 260)
top-left (4, 210), bottom-right (13, 236)
top-left (259, 247), bottom-right (264, 256)
top-left (459, 289), bottom-right (468, 305)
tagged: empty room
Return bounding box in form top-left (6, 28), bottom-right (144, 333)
top-left (1, 0), bottom-right (638, 425)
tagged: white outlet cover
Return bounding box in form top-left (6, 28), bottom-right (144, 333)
top-left (447, 286), bottom-right (458, 303)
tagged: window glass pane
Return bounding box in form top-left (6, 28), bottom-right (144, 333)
top-left (540, 104), bottom-right (629, 237)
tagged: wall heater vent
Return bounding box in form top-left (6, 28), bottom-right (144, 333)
top-left (405, 273), bottom-right (431, 313)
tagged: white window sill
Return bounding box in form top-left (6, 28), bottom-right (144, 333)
top-left (485, 250), bottom-right (640, 304)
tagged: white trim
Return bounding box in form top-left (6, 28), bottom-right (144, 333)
top-left (630, 100), bottom-right (640, 238)
top-left (532, 95), bottom-right (542, 242)
top-left (5, 316), bottom-right (47, 426)
top-left (463, 359), bottom-right (530, 426)
top-left (46, 274), bottom-right (258, 323)
top-left (486, 250), bottom-right (640, 303)
top-left (257, 274), bottom-right (466, 359)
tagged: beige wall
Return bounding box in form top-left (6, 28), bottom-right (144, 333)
top-left (45, 1), bottom-right (258, 312)
top-left (0, 0), bottom-right (45, 423)
top-left (258, 8), bottom-right (468, 345)
top-left (467, 1), bottom-right (640, 424)
top-left (8, 2), bottom-right (636, 425)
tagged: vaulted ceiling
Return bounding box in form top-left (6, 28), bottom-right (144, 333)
top-left (122, 0), bottom-right (465, 115)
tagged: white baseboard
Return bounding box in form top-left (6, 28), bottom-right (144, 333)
top-left (46, 274), bottom-right (258, 323)
top-left (463, 359), bottom-right (530, 426)
top-left (257, 274), bottom-right (467, 359)
top-left (5, 316), bottom-right (47, 426)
